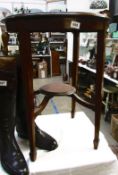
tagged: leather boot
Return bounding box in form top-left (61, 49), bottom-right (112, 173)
top-left (16, 58), bottom-right (58, 151)
top-left (0, 57), bottom-right (29, 175)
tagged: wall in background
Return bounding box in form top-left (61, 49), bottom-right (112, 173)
top-left (67, 0), bottom-right (90, 12)
top-left (0, 0), bottom-right (46, 13)
top-left (67, 0), bottom-right (109, 12)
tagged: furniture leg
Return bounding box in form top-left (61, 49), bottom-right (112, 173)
top-left (18, 32), bottom-right (36, 161)
top-left (94, 31), bottom-right (105, 149)
top-left (71, 32), bottom-right (80, 118)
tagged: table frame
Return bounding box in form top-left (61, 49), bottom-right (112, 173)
top-left (3, 12), bottom-right (109, 161)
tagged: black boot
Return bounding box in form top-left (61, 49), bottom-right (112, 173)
top-left (16, 59), bottom-right (58, 151)
top-left (0, 57), bottom-right (29, 175)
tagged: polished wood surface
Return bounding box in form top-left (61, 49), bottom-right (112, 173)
top-left (51, 50), bottom-right (61, 76)
top-left (3, 12), bottom-right (108, 32)
top-left (3, 12), bottom-right (109, 161)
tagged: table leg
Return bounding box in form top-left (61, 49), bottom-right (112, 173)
top-left (18, 32), bottom-right (36, 161)
top-left (94, 31), bottom-right (105, 149)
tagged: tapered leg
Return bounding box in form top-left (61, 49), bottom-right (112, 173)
top-left (93, 31), bottom-right (106, 149)
top-left (17, 34), bottom-right (58, 161)
top-left (18, 32), bottom-right (36, 161)
top-left (71, 32), bottom-right (80, 118)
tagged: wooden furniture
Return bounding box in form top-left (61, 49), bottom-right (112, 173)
top-left (3, 12), bottom-right (109, 161)
top-left (78, 63), bottom-right (118, 121)
top-left (51, 50), bottom-right (61, 76)
top-left (79, 63), bottom-right (118, 85)
top-left (103, 85), bottom-right (118, 121)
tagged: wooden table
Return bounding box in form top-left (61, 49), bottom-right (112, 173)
top-left (3, 12), bottom-right (109, 161)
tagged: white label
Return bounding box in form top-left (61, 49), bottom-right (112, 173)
top-left (41, 70), bottom-right (45, 78)
top-left (0, 80), bottom-right (7, 86)
top-left (70, 21), bottom-right (80, 29)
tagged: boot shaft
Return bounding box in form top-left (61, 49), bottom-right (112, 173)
top-left (0, 57), bottom-right (29, 175)
top-left (0, 56), bottom-right (16, 135)
top-left (16, 58), bottom-right (28, 136)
